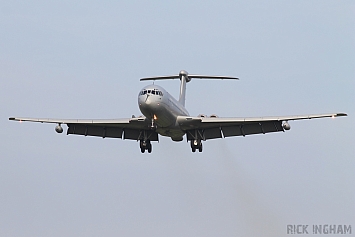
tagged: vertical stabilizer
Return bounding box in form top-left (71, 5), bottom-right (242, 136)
top-left (178, 70), bottom-right (190, 106)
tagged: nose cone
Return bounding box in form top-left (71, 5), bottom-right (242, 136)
top-left (138, 95), bottom-right (152, 106)
top-left (138, 95), bottom-right (160, 117)
top-left (145, 96), bottom-right (152, 105)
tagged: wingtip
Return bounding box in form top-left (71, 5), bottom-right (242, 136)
top-left (9, 117), bottom-right (15, 120)
top-left (336, 113), bottom-right (347, 117)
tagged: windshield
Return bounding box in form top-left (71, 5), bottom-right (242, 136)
top-left (139, 89), bottom-right (163, 96)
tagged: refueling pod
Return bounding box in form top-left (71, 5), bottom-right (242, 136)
top-left (282, 121), bottom-right (291, 130)
top-left (55, 124), bottom-right (63, 133)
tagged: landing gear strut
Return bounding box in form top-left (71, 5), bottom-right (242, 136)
top-left (140, 140), bottom-right (152, 153)
top-left (151, 117), bottom-right (157, 130)
top-left (190, 139), bottom-right (203, 153)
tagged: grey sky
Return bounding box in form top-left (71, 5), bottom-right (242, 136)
top-left (1, 1), bottom-right (354, 236)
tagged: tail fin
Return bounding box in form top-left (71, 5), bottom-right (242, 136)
top-left (140, 70), bottom-right (238, 106)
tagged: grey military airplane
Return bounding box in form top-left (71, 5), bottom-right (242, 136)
top-left (9, 70), bottom-right (347, 153)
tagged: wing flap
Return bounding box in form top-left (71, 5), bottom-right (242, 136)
top-left (204, 127), bottom-right (223, 139)
top-left (186, 121), bottom-right (284, 141)
top-left (105, 127), bottom-right (124, 138)
top-left (239, 121), bottom-right (283, 136)
top-left (67, 124), bottom-right (123, 138)
top-left (221, 126), bottom-right (242, 137)
top-left (123, 129), bottom-right (141, 140)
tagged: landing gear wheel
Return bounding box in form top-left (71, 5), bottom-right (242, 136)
top-left (140, 140), bottom-right (152, 153)
top-left (190, 140), bottom-right (202, 153)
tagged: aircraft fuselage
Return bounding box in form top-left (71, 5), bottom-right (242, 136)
top-left (138, 84), bottom-right (188, 141)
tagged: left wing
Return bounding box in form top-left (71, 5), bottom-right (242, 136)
top-left (176, 113), bottom-right (347, 140)
top-left (9, 117), bottom-right (159, 141)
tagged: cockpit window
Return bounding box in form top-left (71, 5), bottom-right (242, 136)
top-left (139, 89), bottom-right (163, 96)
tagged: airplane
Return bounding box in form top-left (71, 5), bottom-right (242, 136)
top-left (9, 70), bottom-right (347, 153)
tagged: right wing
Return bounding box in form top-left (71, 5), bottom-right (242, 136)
top-left (9, 117), bottom-right (159, 141)
top-left (176, 113), bottom-right (347, 140)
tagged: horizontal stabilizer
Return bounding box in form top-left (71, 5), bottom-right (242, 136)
top-left (140, 74), bottom-right (238, 81)
top-left (140, 70), bottom-right (238, 107)
top-left (140, 75), bottom-right (180, 81)
top-left (188, 75), bottom-right (238, 80)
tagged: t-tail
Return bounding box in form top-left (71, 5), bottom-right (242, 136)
top-left (140, 70), bottom-right (239, 107)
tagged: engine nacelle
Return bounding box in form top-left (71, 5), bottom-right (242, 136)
top-left (55, 124), bottom-right (63, 133)
top-left (282, 121), bottom-right (291, 130)
top-left (210, 114), bottom-right (219, 118)
top-left (198, 114), bottom-right (207, 118)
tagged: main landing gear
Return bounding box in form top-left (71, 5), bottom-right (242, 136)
top-left (140, 140), bottom-right (152, 153)
top-left (190, 139), bottom-right (203, 153)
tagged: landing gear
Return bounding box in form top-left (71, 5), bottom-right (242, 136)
top-left (190, 139), bottom-right (203, 153)
top-left (140, 140), bottom-right (152, 153)
top-left (150, 117), bottom-right (157, 130)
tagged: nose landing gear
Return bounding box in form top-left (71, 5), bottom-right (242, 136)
top-left (191, 139), bottom-right (203, 152)
top-left (150, 116), bottom-right (158, 130)
top-left (140, 140), bottom-right (152, 153)
top-left (151, 119), bottom-right (156, 130)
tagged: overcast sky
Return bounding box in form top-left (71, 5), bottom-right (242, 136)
top-left (1, 1), bottom-right (354, 236)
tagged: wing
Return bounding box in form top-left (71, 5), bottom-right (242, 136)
top-left (9, 117), bottom-right (159, 141)
top-left (176, 113), bottom-right (347, 140)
